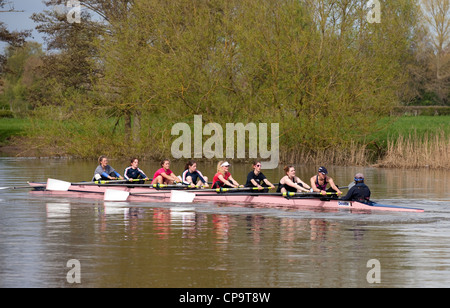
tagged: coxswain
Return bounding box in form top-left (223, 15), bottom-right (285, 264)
top-left (341, 173), bottom-right (371, 202)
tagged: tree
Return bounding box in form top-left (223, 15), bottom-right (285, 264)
top-left (421, 0), bottom-right (450, 105)
top-left (0, 42), bottom-right (44, 115)
top-left (1, 0), bottom-right (31, 77)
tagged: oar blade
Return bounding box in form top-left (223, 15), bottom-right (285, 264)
top-left (170, 190), bottom-right (196, 203)
top-left (104, 189), bottom-right (130, 202)
top-left (46, 179), bottom-right (72, 191)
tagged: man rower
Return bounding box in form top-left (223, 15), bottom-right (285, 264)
top-left (310, 166), bottom-right (342, 196)
top-left (341, 173), bottom-right (371, 202)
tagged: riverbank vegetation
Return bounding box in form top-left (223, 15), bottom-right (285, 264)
top-left (1, 0), bottom-right (450, 169)
top-left (2, 115), bottom-right (448, 169)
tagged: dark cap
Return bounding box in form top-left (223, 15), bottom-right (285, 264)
top-left (318, 166), bottom-right (328, 174)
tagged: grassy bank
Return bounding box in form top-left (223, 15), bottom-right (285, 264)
top-left (0, 118), bottom-right (30, 146)
top-left (1, 115), bottom-right (449, 169)
top-left (370, 116), bottom-right (450, 169)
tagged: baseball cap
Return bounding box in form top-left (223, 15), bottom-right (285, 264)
top-left (221, 161), bottom-right (231, 167)
top-left (318, 166), bottom-right (328, 174)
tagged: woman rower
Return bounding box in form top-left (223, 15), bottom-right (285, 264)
top-left (181, 160), bottom-right (209, 188)
top-left (92, 155), bottom-right (124, 181)
top-left (245, 161), bottom-right (275, 190)
top-left (310, 166), bottom-right (342, 196)
top-left (277, 165), bottom-right (310, 193)
top-left (124, 158), bottom-right (149, 183)
top-left (151, 159), bottom-right (179, 185)
top-left (212, 161), bottom-right (242, 189)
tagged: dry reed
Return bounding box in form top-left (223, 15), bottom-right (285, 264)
top-left (280, 142), bottom-right (371, 166)
top-left (375, 130), bottom-right (450, 169)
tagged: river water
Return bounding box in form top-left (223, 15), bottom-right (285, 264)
top-left (0, 157), bottom-right (449, 288)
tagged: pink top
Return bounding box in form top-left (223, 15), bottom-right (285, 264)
top-left (152, 168), bottom-right (173, 180)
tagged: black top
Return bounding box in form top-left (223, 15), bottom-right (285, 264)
top-left (341, 183), bottom-right (371, 202)
top-left (245, 171), bottom-right (267, 187)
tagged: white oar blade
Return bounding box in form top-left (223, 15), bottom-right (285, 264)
top-left (104, 189), bottom-right (130, 202)
top-left (170, 190), bottom-right (196, 203)
top-left (46, 179), bottom-right (72, 191)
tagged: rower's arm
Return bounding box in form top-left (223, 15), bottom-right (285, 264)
top-left (263, 179), bottom-right (276, 188)
top-left (218, 174), bottom-right (234, 187)
top-left (296, 178), bottom-right (311, 190)
top-left (228, 175), bottom-right (240, 187)
top-left (310, 176), bottom-right (321, 192)
top-left (329, 178), bottom-right (343, 194)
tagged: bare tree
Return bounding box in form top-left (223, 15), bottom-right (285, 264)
top-left (422, 0), bottom-right (450, 104)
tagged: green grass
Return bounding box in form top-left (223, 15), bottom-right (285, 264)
top-left (0, 118), bottom-right (30, 146)
top-left (369, 115), bottom-right (450, 145)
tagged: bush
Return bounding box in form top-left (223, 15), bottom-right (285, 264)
top-left (390, 106), bottom-right (450, 116)
top-left (0, 110), bottom-right (14, 118)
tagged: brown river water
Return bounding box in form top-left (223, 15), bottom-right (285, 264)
top-left (0, 158), bottom-right (449, 288)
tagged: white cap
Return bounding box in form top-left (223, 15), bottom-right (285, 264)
top-left (221, 161), bottom-right (231, 167)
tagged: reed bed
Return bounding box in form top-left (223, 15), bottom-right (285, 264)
top-left (280, 141), bottom-right (372, 166)
top-left (375, 130), bottom-right (449, 169)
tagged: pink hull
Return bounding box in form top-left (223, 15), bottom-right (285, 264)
top-left (28, 182), bottom-right (424, 213)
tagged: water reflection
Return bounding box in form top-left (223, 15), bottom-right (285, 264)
top-left (1, 158), bottom-right (450, 287)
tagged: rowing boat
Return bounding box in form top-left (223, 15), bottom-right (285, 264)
top-left (27, 181), bottom-right (425, 213)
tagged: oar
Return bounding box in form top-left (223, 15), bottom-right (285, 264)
top-left (103, 188), bottom-right (177, 201)
top-left (45, 178), bottom-right (160, 191)
top-left (0, 184), bottom-right (46, 191)
top-left (168, 190), bottom-right (336, 203)
top-left (92, 178), bottom-right (152, 184)
top-left (104, 186), bottom-right (276, 202)
top-left (283, 191), bottom-right (339, 197)
top-left (188, 186), bottom-right (275, 193)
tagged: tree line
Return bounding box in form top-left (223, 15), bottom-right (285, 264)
top-left (0, 0), bottom-right (449, 162)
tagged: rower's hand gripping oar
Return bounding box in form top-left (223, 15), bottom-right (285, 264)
top-left (283, 191), bottom-right (339, 198)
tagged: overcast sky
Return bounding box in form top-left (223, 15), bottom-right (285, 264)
top-left (1, 0), bottom-right (48, 51)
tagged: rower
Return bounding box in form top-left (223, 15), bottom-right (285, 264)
top-left (181, 160), bottom-right (209, 188)
top-left (341, 173), bottom-right (371, 202)
top-left (310, 166), bottom-right (342, 196)
top-left (93, 155), bottom-right (124, 181)
top-left (124, 158), bottom-right (149, 183)
top-left (245, 161), bottom-right (275, 191)
top-left (212, 161), bottom-right (242, 189)
top-left (277, 165), bottom-right (310, 193)
top-left (151, 159), bottom-right (179, 185)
